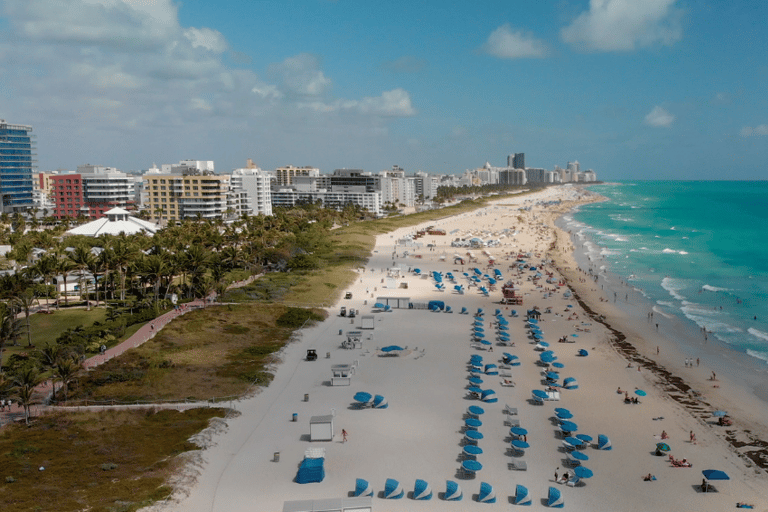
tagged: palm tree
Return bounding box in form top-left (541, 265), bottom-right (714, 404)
top-left (38, 342), bottom-right (61, 401)
top-left (11, 366), bottom-right (43, 425)
top-left (87, 252), bottom-right (105, 308)
top-left (108, 236), bottom-right (140, 301)
top-left (12, 291), bottom-right (37, 347)
top-left (68, 245), bottom-right (94, 307)
top-left (140, 253), bottom-right (168, 311)
top-left (55, 255), bottom-right (75, 307)
top-left (0, 303), bottom-right (23, 369)
top-left (54, 358), bottom-right (80, 403)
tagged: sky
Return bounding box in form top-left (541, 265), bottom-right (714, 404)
top-left (1, 0), bottom-right (767, 180)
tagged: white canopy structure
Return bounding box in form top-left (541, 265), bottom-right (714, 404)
top-left (66, 208), bottom-right (159, 237)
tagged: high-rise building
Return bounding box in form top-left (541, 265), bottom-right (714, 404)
top-left (275, 165), bottom-right (320, 186)
top-left (513, 153), bottom-right (525, 170)
top-left (0, 119), bottom-right (35, 212)
top-left (50, 165), bottom-right (135, 219)
top-left (231, 168), bottom-right (273, 216)
top-left (143, 161), bottom-right (232, 222)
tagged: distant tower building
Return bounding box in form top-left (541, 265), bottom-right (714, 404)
top-left (507, 155), bottom-right (514, 167)
top-left (0, 119), bottom-right (35, 212)
top-left (513, 153), bottom-right (525, 170)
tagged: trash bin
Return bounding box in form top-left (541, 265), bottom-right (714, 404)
top-left (274, 452), bottom-right (280, 462)
top-left (339, 329), bottom-right (343, 335)
top-left (304, 393), bottom-right (309, 402)
top-left (292, 413), bottom-right (297, 422)
top-left (326, 352), bottom-right (331, 359)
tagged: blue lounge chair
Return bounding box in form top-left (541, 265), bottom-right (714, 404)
top-left (478, 482), bottom-right (496, 503)
top-left (384, 478), bottom-right (404, 499)
top-left (354, 478), bottom-right (373, 497)
top-left (444, 480), bottom-right (462, 501)
top-left (514, 484), bottom-right (531, 505)
top-left (413, 479), bottom-right (432, 500)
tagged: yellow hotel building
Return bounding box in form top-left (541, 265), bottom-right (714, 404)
top-left (144, 173), bottom-right (231, 221)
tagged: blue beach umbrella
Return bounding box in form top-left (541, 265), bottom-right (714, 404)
top-left (545, 372), bottom-right (559, 381)
top-left (480, 340), bottom-right (492, 346)
top-left (538, 341), bottom-right (550, 347)
top-left (555, 407), bottom-right (571, 415)
top-left (462, 459), bottom-right (482, 473)
top-left (468, 386), bottom-right (483, 394)
top-left (556, 410), bottom-right (573, 420)
top-left (712, 410), bottom-right (728, 417)
top-left (511, 439), bottom-right (530, 450)
top-left (552, 362), bottom-right (565, 369)
top-left (353, 391), bottom-right (373, 403)
top-left (656, 442), bottom-right (671, 452)
top-left (465, 430), bottom-right (483, 442)
top-left (574, 466), bottom-right (594, 479)
top-left (465, 418), bottom-right (482, 429)
top-left (469, 377), bottom-right (483, 385)
top-left (463, 444), bottom-right (483, 457)
top-left (474, 326), bottom-right (485, 333)
top-left (467, 405), bottom-right (485, 416)
top-left (498, 324), bottom-right (509, 331)
top-left (635, 389), bottom-right (647, 397)
top-left (510, 426), bottom-right (528, 436)
top-left (563, 436), bottom-right (583, 448)
top-left (576, 434), bottom-right (593, 443)
top-left (560, 421), bottom-right (578, 432)
top-left (568, 450), bottom-right (589, 463)
top-left (532, 389), bottom-right (548, 399)
top-left (381, 345), bottom-right (404, 352)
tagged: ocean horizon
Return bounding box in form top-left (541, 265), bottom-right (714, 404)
top-left (559, 180), bottom-right (768, 369)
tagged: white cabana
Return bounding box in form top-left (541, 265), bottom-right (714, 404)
top-left (66, 208), bottom-right (159, 237)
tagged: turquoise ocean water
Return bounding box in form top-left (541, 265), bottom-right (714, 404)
top-left (560, 181), bottom-right (768, 364)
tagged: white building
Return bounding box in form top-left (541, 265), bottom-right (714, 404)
top-left (231, 168), bottom-right (273, 216)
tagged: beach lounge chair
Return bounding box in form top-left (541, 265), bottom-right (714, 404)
top-left (505, 418), bottom-right (521, 428)
top-left (514, 484), bottom-right (531, 505)
top-left (384, 478), bottom-right (404, 499)
top-left (508, 460), bottom-right (528, 471)
top-left (504, 404), bottom-right (518, 415)
top-left (354, 478), bottom-right (373, 497)
top-left (546, 390), bottom-right (561, 401)
top-left (444, 480), bottom-right (463, 501)
top-left (566, 476), bottom-right (581, 487)
top-left (413, 479), bottom-right (433, 500)
top-left (500, 379), bottom-right (515, 387)
top-left (478, 482), bottom-right (496, 503)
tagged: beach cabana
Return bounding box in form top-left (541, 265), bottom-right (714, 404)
top-left (295, 457), bottom-right (325, 484)
top-left (481, 389), bottom-right (498, 403)
top-left (354, 478), bottom-right (373, 497)
top-left (444, 480), bottom-right (463, 501)
top-left (460, 307), bottom-right (468, 314)
top-left (478, 482), bottom-right (496, 503)
top-left (372, 395), bottom-right (388, 409)
top-left (563, 377), bottom-right (579, 390)
top-left (514, 484), bottom-right (531, 505)
top-left (384, 478), bottom-right (404, 499)
top-left (597, 434), bottom-right (612, 450)
top-left (413, 479), bottom-right (433, 500)
top-left (547, 486), bottom-right (564, 508)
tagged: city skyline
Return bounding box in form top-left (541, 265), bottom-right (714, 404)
top-left (2, 1), bottom-right (767, 180)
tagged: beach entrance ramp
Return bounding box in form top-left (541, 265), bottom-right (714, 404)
top-left (282, 497), bottom-right (372, 512)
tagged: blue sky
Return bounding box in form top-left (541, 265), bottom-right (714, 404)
top-left (1, 0), bottom-right (767, 179)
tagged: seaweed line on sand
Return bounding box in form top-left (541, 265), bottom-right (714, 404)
top-left (567, 285), bottom-right (768, 473)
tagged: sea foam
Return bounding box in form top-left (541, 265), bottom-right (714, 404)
top-left (702, 284), bottom-right (731, 292)
top-left (661, 277), bottom-right (687, 300)
top-left (748, 328), bottom-right (768, 343)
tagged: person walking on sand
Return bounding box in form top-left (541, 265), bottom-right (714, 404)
top-left (554, 467), bottom-right (559, 482)
top-left (342, 429), bottom-right (348, 443)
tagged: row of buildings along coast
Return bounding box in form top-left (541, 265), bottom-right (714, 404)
top-left (3, 120), bottom-right (597, 221)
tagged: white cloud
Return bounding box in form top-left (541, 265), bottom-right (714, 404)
top-left (299, 89), bottom-right (416, 117)
top-left (270, 54), bottom-right (332, 97)
top-left (561, 0), bottom-right (682, 52)
top-left (645, 106), bottom-right (675, 127)
top-left (483, 24), bottom-right (548, 59)
top-left (184, 27), bottom-right (228, 53)
top-left (740, 125), bottom-right (768, 137)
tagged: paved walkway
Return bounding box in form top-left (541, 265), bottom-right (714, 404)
top-left (0, 274), bottom-right (261, 426)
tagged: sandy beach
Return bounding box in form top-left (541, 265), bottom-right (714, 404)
top-left (153, 186), bottom-right (768, 512)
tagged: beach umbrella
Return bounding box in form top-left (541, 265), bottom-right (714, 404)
top-left (511, 439), bottom-right (530, 450)
top-left (555, 407), bottom-right (571, 415)
top-left (574, 466), bottom-right (594, 479)
top-left (576, 434), bottom-right (593, 443)
top-left (528, 318), bottom-right (538, 324)
top-left (538, 341), bottom-right (550, 347)
top-left (514, 484), bottom-right (531, 505)
top-left (353, 391), bottom-right (373, 404)
top-left (465, 430), bottom-right (483, 443)
top-left (547, 486), bottom-right (564, 508)
top-left (532, 333), bottom-right (543, 340)
top-left (552, 362), bottom-right (565, 369)
top-left (462, 445), bottom-right (483, 457)
top-left (540, 353), bottom-right (555, 363)
top-left (545, 371), bottom-right (559, 381)
top-left (413, 479), bottom-right (433, 500)
top-left (571, 333), bottom-right (579, 337)
top-left (478, 482), bottom-right (496, 503)
top-left (474, 326), bottom-right (485, 333)
top-left (498, 318), bottom-right (509, 325)
top-left (712, 410), bottom-right (728, 417)
top-left (560, 421), bottom-right (578, 433)
top-left (567, 450), bottom-right (589, 464)
top-left (556, 410), bottom-right (573, 420)
top-left (597, 434), bottom-right (612, 450)
top-left (702, 469), bottom-right (729, 481)
top-left (635, 389), bottom-right (647, 397)
top-left (468, 386), bottom-right (483, 395)
top-left (656, 442), bottom-right (671, 452)
top-left (381, 345), bottom-right (404, 352)
top-left (467, 405), bottom-right (485, 416)
top-left (469, 377), bottom-right (483, 385)
top-left (479, 340), bottom-right (492, 346)
top-left (445, 480), bottom-right (463, 501)
top-left (461, 459), bottom-right (482, 473)
top-left (465, 418), bottom-right (482, 429)
top-left (563, 378), bottom-right (579, 390)
top-left (498, 324), bottom-right (509, 331)
top-left (510, 426), bottom-right (528, 436)
top-left (532, 389), bottom-right (548, 400)
top-left (564, 436), bottom-right (583, 446)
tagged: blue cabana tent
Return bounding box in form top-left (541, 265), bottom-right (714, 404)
top-left (514, 484), bottom-right (531, 505)
top-left (445, 480), bottom-right (463, 501)
top-left (598, 434), bottom-right (612, 450)
top-left (478, 482), bottom-right (496, 503)
top-left (354, 478), bottom-right (373, 497)
top-left (384, 478), bottom-right (404, 499)
top-left (428, 300), bottom-right (445, 310)
top-left (547, 486), bottom-right (564, 508)
top-left (578, 349), bottom-right (589, 357)
top-left (460, 307), bottom-right (468, 314)
top-left (413, 479), bottom-right (433, 500)
top-left (372, 395), bottom-right (389, 409)
top-left (296, 457), bottom-right (325, 484)
top-left (563, 377), bottom-right (579, 390)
